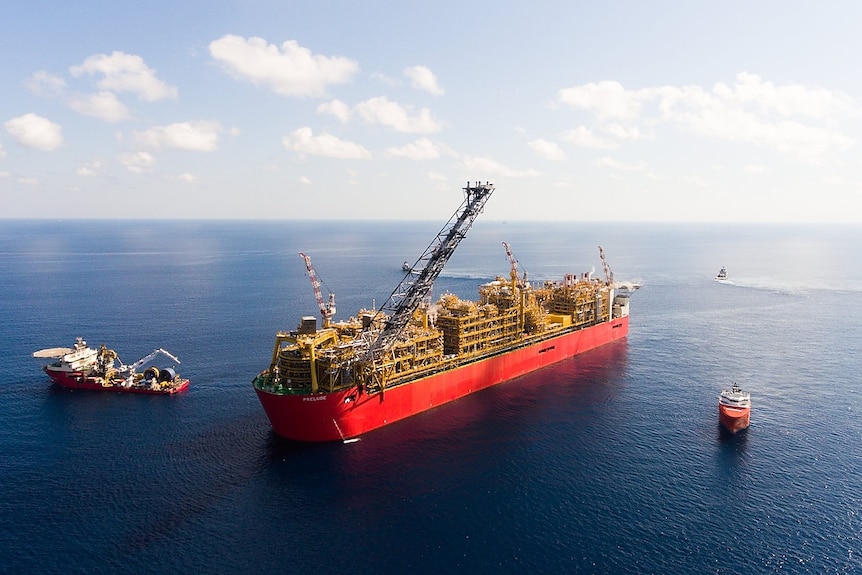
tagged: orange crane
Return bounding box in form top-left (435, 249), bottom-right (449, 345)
top-left (299, 252), bottom-right (336, 328)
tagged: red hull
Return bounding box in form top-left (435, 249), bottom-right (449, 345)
top-left (256, 316), bottom-right (628, 442)
top-left (45, 369), bottom-right (189, 395)
top-left (718, 404), bottom-right (750, 433)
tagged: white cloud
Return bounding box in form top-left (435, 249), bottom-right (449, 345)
top-left (70, 51), bottom-right (177, 101)
top-left (317, 99), bottom-right (352, 122)
top-left (346, 168), bottom-right (359, 185)
top-left (594, 156), bottom-right (648, 172)
top-left (178, 173), bottom-right (199, 184)
top-left (386, 138), bottom-right (441, 159)
top-left (653, 83), bottom-right (856, 161)
top-left (354, 96), bottom-right (442, 133)
top-left (4, 113), bottom-right (63, 150)
top-left (459, 156), bottom-right (540, 178)
top-left (282, 127), bottom-right (371, 159)
top-left (67, 91), bottom-right (130, 122)
top-left (118, 151), bottom-right (156, 173)
top-left (556, 73), bottom-right (860, 163)
top-left (26, 70), bottom-right (130, 123)
top-left (527, 139), bottom-right (565, 161)
top-left (683, 175), bottom-right (709, 187)
top-left (603, 123), bottom-right (644, 142)
top-left (719, 72), bottom-right (858, 119)
top-left (404, 65), bottom-right (444, 96)
top-left (299, 176), bottom-right (312, 185)
top-left (133, 121), bottom-right (221, 151)
top-left (744, 164), bottom-right (770, 174)
top-left (18, 177), bottom-right (39, 186)
top-left (319, 97), bottom-right (444, 133)
top-left (209, 35), bottom-right (358, 98)
top-left (0, 142), bottom-right (5, 160)
top-left (426, 170), bottom-right (449, 190)
top-left (561, 126), bottom-right (617, 149)
top-left (77, 160), bottom-right (102, 176)
top-left (556, 81), bottom-right (646, 120)
top-left (370, 72), bottom-right (400, 87)
top-left (24, 71), bottom-right (67, 97)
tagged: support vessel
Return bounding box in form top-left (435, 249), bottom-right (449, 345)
top-left (33, 337), bottom-right (189, 394)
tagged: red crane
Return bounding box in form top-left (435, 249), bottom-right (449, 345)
top-left (299, 252), bottom-right (336, 328)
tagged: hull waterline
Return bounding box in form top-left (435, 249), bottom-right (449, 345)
top-left (45, 368), bottom-right (189, 395)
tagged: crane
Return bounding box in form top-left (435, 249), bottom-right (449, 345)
top-left (364, 181), bottom-right (495, 359)
top-left (116, 348), bottom-right (181, 377)
top-left (502, 241), bottom-right (528, 289)
top-left (299, 252), bottom-right (336, 328)
top-left (598, 245), bottom-right (614, 285)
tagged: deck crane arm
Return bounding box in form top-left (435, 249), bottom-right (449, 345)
top-left (502, 241), bottom-right (518, 286)
top-left (299, 252), bottom-right (336, 328)
top-left (502, 241), bottom-right (527, 288)
top-left (365, 181), bottom-right (495, 358)
top-left (598, 245), bottom-right (614, 285)
top-left (119, 348), bottom-right (181, 375)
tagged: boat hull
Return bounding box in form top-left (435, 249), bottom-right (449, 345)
top-left (45, 368), bottom-right (189, 395)
top-left (718, 404), bottom-right (750, 433)
top-left (256, 316), bottom-right (628, 442)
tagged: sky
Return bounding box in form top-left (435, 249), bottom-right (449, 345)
top-left (2, 1), bottom-right (862, 222)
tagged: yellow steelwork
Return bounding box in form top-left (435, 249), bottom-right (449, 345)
top-left (255, 272), bottom-right (617, 397)
top-left (436, 300), bottom-right (521, 357)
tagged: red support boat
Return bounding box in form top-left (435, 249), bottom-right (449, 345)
top-left (718, 383), bottom-right (751, 433)
top-left (33, 337), bottom-right (189, 395)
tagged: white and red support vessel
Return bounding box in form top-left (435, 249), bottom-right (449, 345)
top-left (33, 337), bottom-right (189, 394)
top-left (253, 182), bottom-right (638, 442)
top-left (719, 383), bottom-right (751, 433)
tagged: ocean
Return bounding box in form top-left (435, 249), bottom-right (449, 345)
top-left (1, 219), bottom-right (861, 574)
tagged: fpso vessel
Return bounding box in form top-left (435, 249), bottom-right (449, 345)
top-left (253, 182), bottom-right (637, 442)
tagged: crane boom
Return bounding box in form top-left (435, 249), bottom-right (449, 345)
top-left (502, 241), bottom-right (527, 288)
top-left (502, 241), bottom-right (517, 281)
top-left (118, 348), bottom-right (181, 376)
top-left (299, 252), bottom-right (336, 327)
top-left (598, 245), bottom-right (614, 285)
top-left (365, 181), bottom-right (495, 357)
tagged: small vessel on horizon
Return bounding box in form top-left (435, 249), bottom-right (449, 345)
top-left (714, 266), bottom-right (728, 282)
top-left (719, 382), bottom-right (751, 433)
top-left (33, 337), bottom-right (189, 394)
top-left (402, 261), bottom-right (411, 272)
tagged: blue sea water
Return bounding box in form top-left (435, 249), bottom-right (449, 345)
top-left (2, 219), bottom-right (862, 574)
